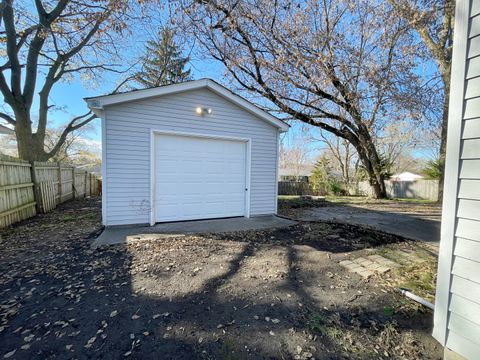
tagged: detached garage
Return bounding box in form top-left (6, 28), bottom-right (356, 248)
top-left (85, 79), bottom-right (289, 226)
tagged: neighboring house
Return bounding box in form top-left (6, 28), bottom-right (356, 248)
top-left (389, 172), bottom-right (424, 182)
top-left (0, 124), bottom-right (14, 135)
top-left (433, 0), bottom-right (480, 359)
top-left (86, 79), bottom-right (289, 226)
top-left (278, 165), bottom-right (313, 182)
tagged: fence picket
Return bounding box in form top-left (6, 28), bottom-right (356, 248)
top-left (0, 155), bottom-right (101, 228)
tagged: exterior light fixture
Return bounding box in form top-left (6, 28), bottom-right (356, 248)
top-left (195, 106), bottom-right (212, 115)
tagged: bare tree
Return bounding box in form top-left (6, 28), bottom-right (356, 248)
top-left (314, 131), bottom-right (359, 192)
top-left (387, 0), bottom-right (454, 200)
top-left (178, 0), bottom-right (427, 198)
top-left (43, 127), bottom-right (100, 166)
top-left (279, 141), bottom-right (313, 180)
top-left (0, 0), bottom-right (136, 161)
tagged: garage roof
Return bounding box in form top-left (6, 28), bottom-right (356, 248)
top-left (85, 79), bottom-right (289, 132)
top-left (0, 124), bottom-right (14, 135)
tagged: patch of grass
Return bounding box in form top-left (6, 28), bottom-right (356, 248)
top-left (375, 244), bottom-right (437, 304)
top-left (383, 306), bottom-right (394, 316)
top-left (62, 215), bottom-right (75, 222)
top-left (217, 340), bottom-right (239, 360)
top-left (375, 247), bottom-right (408, 265)
top-left (308, 312), bottom-right (327, 334)
top-left (324, 195), bottom-right (370, 204)
top-left (308, 312), bottom-right (343, 339)
top-left (397, 264), bottom-right (436, 302)
top-left (390, 198), bottom-right (437, 204)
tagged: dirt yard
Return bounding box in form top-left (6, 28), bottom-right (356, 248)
top-left (0, 199), bottom-right (442, 359)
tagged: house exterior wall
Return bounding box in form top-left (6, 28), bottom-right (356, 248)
top-left (433, 0), bottom-right (480, 358)
top-left (102, 87), bottom-right (279, 226)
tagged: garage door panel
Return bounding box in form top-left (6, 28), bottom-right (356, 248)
top-left (154, 133), bottom-right (247, 222)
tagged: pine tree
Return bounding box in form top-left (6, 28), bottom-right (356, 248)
top-left (134, 27), bottom-right (191, 88)
top-left (310, 156), bottom-right (333, 195)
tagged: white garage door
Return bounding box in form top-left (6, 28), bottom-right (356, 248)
top-left (154, 133), bottom-right (247, 222)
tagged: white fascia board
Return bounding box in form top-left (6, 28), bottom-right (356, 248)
top-left (84, 79), bottom-right (289, 132)
top-left (204, 80), bottom-right (289, 132)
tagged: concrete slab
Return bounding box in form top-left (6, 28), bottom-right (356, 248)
top-left (92, 216), bottom-right (297, 248)
top-left (297, 206), bottom-right (440, 246)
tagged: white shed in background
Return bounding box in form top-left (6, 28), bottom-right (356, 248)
top-left (0, 124), bottom-right (14, 135)
top-left (433, 0), bottom-right (480, 358)
top-left (85, 79), bottom-right (289, 226)
top-left (389, 172), bottom-right (424, 182)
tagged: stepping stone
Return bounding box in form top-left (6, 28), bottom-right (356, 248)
top-left (340, 254), bottom-right (401, 278)
top-left (339, 260), bottom-right (374, 278)
top-left (367, 255), bottom-right (401, 268)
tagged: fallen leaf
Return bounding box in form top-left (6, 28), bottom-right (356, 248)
top-left (110, 310), bottom-right (118, 317)
top-left (3, 350), bottom-right (16, 359)
top-left (84, 336), bottom-right (96, 348)
top-left (131, 315), bottom-right (140, 320)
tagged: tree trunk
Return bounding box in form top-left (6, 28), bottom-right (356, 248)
top-left (14, 112), bottom-right (49, 162)
top-left (353, 133), bottom-right (387, 199)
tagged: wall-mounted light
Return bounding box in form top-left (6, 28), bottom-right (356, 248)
top-left (195, 106), bottom-right (212, 116)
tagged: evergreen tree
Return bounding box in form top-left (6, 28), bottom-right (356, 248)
top-left (423, 159), bottom-right (442, 180)
top-left (134, 27), bottom-right (191, 88)
top-left (310, 156), bottom-right (333, 195)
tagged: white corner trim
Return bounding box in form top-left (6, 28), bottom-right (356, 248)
top-left (101, 112), bottom-right (107, 226)
top-left (84, 79), bottom-right (289, 132)
top-left (149, 129), bottom-right (252, 224)
top-left (245, 139), bottom-right (252, 218)
top-left (149, 131), bottom-right (155, 226)
top-left (432, 0), bottom-right (470, 346)
top-left (274, 130), bottom-right (280, 214)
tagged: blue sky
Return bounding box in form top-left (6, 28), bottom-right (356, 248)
top-left (46, 55), bottom-right (225, 142)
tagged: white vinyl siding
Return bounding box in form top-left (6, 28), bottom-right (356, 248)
top-left (103, 88), bottom-right (278, 225)
top-left (433, 0), bottom-right (480, 358)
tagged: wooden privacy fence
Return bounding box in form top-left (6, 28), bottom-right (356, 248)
top-left (0, 155), bottom-right (101, 228)
top-left (358, 180), bottom-right (439, 201)
top-left (278, 181), bottom-right (319, 196)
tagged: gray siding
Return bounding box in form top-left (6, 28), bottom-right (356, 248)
top-left (433, 0), bottom-right (480, 357)
top-left (104, 88), bottom-right (278, 225)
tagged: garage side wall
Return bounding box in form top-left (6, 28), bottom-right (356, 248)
top-left (103, 88), bottom-right (279, 225)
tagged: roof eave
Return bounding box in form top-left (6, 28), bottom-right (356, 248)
top-left (84, 79), bottom-right (289, 132)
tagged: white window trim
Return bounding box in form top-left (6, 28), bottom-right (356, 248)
top-left (149, 129), bottom-right (252, 226)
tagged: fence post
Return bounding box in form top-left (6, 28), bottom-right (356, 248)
top-left (29, 161), bottom-right (41, 212)
top-left (72, 167), bottom-right (76, 199)
top-left (57, 162), bottom-right (62, 204)
top-left (84, 171), bottom-right (88, 198)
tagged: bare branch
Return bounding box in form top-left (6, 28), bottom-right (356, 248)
top-left (46, 112), bottom-right (97, 158)
top-left (0, 111), bottom-right (15, 125)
